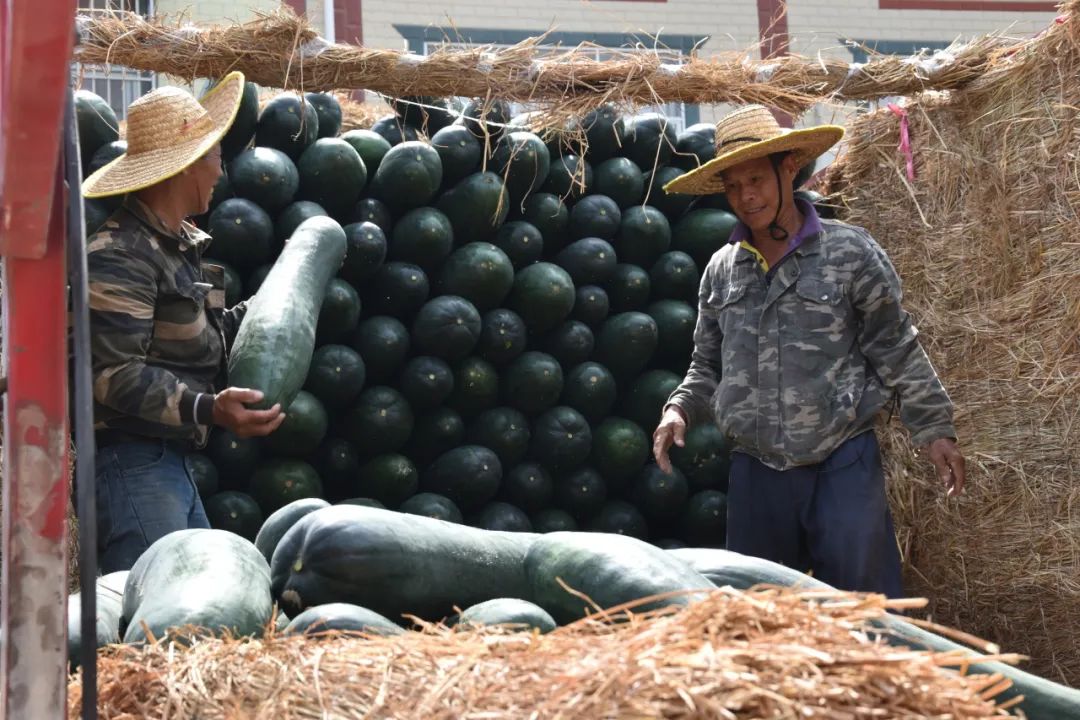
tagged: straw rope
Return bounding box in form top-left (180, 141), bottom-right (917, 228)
top-left (70, 587), bottom-right (1023, 718)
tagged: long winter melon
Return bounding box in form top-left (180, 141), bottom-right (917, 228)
top-left (669, 548), bottom-right (1080, 720)
top-left (121, 529), bottom-right (274, 644)
top-left (271, 505), bottom-right (537, 621)
top-left (229, 216), bottom-right (347, 410)
top-left (67, 571), bottom-right (128, 669)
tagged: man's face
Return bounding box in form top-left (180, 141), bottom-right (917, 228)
top-left (720, 155), bottom-right (795, 233)
top-left (192, 143), bottom-right (224, 214)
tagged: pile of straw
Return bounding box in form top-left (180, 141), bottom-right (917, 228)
top-left (824, 1), bottom-right (1080, 685)
top-left (70, 588), bottom-right (1022, 718)
top-left (74, 9), bottom-right (1021, 128)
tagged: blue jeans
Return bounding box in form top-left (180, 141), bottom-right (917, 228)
top-left (726, 431), bottom-right (904, 598)
top-left (95, 440), bottom-right (209, 573)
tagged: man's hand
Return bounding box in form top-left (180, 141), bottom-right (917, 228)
top-left (213, 387), bottom-right (286, 438)
top-left (652, 405), bottom-right (688, 475)
top-left (927, 437), bottom-right (966, 497)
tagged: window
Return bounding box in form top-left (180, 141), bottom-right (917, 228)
top-left (422, 40), bottom-right (691, 134)
top-left (75, 0), bottom-right (156, 119)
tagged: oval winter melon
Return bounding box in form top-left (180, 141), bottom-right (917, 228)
top-left (350, 315), bottom-right (410, 385)
top-left (206, 198), bottom-right (274, 273)
top-left (447, 356), bottom-right (500, 418)
top-left (228, 147), bottom-right (299, 214)
top-left (568, 195), bottom-right (621, 241)
top-left (506, 262), bottom-right (575, 334)
top-left (467, 407), bottom-right (531, 468)
top-left (340, 129), bottom-right (392, 177)
top-left (622, 113), bottom-right (677, 170)
top-left (649, 251), bottom-right (699, 303)
top-left (571, 285), bottom-right (610, 328)
top-left (431, 125), bottom-right (482, 187)
top-left (250, 459), bottom-right (324, 518)
top-left (492, 131), bottom-right (551, 206)
top-left (297, 138), bottom-right (367, 217)
top-left (540, 320), bottom-right (595, 369)
top-left (606, 264), bottom-right (651, 312)
top-left (555, 237), bottom-right (617, 286)
top-left (500, 462), bottom-right (553, 513)
top-left (436, 172), bottom-right (510, 243)
top-left (594, 157), bottom-right (645, 209)
top-left (501, 351), bottom-right (564, 416)
top-left (389, 207), bottom-right (454, 272)
top-left (370, 141), bottom-right (443, 214)
top-left (398, 355), bottom-right (455, 410)
top-left (411, 295), bottom-right (482, 362)
top-left (438, 242), bottom-right (515, 312)
top-left (256, 93), bottom-right (319, 161)
top-left (594, 312), bottom-right (659, 382)
top-left (616, 205), bottom-right (671, 268)
top-left (269, 390), bottom-right (329, 458)
top-left (519, 192), bottom-right (569, 254)
top-left (305, 92), bottom-right (343, 139)
top-left (529, 406), bottom-right (592, 473)
top-left (561, 361), bottom-right (617, 424)
top-left (672, 209), bottom-right (739, 268)
top-left (494, 220), bottom-right (544, 270)
top-left (340, 221), bottom-right (387, 286)
top-left (357, 454), bottom-right (419, 508)
top-left (346, 386), bottom-right (414, 456)
top-left (422, 445), bottom-right (503, 512)
top-left (364, 262), bottom-right (430, 319)
top-left (470, 502), bottom-right (533, 533)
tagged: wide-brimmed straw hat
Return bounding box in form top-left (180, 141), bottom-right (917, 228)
top-left (83, 71), bottom-right (245, 198)
top-left (664, 104), bottom-right (844, 196)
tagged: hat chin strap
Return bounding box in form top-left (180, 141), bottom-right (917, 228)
top-left (766, 159), bottom-right (789, 243)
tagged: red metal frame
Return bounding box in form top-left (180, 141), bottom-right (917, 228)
top-left (0, 0), bottom-right (79, 716)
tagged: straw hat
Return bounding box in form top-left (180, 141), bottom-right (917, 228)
top-left (83, 71), bottom-right (245, 198)
top-left (664, 105), bottom-right (844, 196)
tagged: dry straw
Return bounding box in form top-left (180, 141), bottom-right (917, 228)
top-left (824, 0), bottom-right (1080, 686)
top-left (70, 587), bottom-right (1023, 719)
top-left (75, 8), bottom-right (1017, 130)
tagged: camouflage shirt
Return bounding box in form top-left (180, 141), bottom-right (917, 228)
top-left (667, 218), bottom-right (956, 471)
top-left (87, 197), bottom-right (247, 446)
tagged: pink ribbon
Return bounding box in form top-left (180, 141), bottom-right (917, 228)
top-left (887, 103), bottom-right (915, 182)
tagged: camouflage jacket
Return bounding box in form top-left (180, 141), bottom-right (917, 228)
top-left (667, 218), bottom-right (956, 470)
top-left (87, 197), bottom-right (246, 446)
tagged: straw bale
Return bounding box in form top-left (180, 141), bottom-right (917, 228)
top-left (74, 8), bottom-right (1021, 130)
top-left (824, 1), bottom-right (1080, 685)
top-left (69, 587), bottom-right (1022, 718)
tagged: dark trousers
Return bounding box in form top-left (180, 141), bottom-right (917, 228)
top-left (726, 431), bottom-right (904, 598)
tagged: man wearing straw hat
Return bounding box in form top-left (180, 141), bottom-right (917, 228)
top-left (653, 105), bottom-right (965, 597)
top-left (82, 72), bottom-right (285, 573)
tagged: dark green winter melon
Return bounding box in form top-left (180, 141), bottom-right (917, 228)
top-left (204, 491), bottom-right (263, 541)
top-left (594, 312), bottom-right (659, 382)
top-left (470, 502), bottom-right (532, 533)
top-left (560, 362), bottom-right (617, 424)
top-left (206, 198), bottom-right (274, 272)
top-left (340, 221), bottom-right (387, 286)
top-left (683, 490), bottom-right (728, 547)
top-left (220, 81), bottom-right (260, 159)
top-left (370, 115), bottom-right (420, 146)
top-left (317, 278), bottom-right (362, 344)
top-left (305, 92), bottom-right (343, 139)
top-left (269, 391), bottom-right (329, 458)
top-left (543, 154), bottom-right (593, 201)
top-left (255, 93), bottom-right (319, 160)
top-left (399, 492), bottom-right (464, 524)
top-left (340, 129), bottom-right (392, 178)
top-left (438, 243), bottom-right (515, 312)
top-left (606, 264), bottom-right (651, 312)
top-left (406, 408), bottom-right (465, 469)
top-left (555, 237), bottom-right (617, 286)
top-left (313, 438), bottom-right (361, 499)
top-left (467, 407), bottom-right (531, 468)
top-left (391, 95), bottom-right (454, 133)
top-left (591, 416), bottom-right (651, 491)
top-left (430, 125), bottom-right (482, 187)
top-left (446, 356), bottom-right (500, 418)
top-left (349, 197), bottom-right (393, 236)
top-left (186, 453), bottom-right (219, 499)
top-left (411, 295), bottom-right (482, 361)
top-left (580, 104), bottom-right (625, 161)
top-left (587, 500), bottom-right (649, 540)
top-left (462, 98), bottom-right (512, 141)
top-left (616, 205), bottom-right (671, 268)
top-left (357, 454), bottom-right (419, 508)
top-left (297, 138), bottom-right (367, 217)
top-left (531, 508), bottom-right (578, 533)
top-left (672, 209), bottom-right (739, 268)
top-left (457, 597), bottom-right (555, 633)
top-left (650, 251), bottom-right (700, 303)
top-left (594, 157), bottom-right (645, 209)
top-left (364, 262), bottom-right (430, 319)
top-left (75, 90), bottom-right (119, 170)
top-left (501, 351), bottom-right (564, 416)
top-left (389, 207), bottom-right (454, 272)
top-left (529, 406), bottom-right (592, 473)
top-left (398, 355), bottom-right (454, 410)
top-left (672, 123), bottom-right (715, 171)
top-left (506, 262), bottom-right (575, 334)
top-left (422, 445), bottom-right (502, 512)
top-left (571, 285), bottom-right (610, 328)
top-left (621, 370), bottom-right (682, 434)
top-left (228, 147), bottom-right (299, 214)
top-left (346, 386), bottom-right (414, 456)
top-left (436, 172), bottom-right (510, 243)
top-left (669, 423), bottom-right (732, 492)
top-left (477, 309), bottom-right (528, 366)
top-left (86, 140), bottom-right (127, 179)
top-left (540, 321), bottom-right (594, 369)
top-left (494, 220), bottom-right (544, 270)
top-left (568, 195), bottom-right (621, 241)
top-left (554, 467), bottom-right (606, 521)
top-left (648, 166), bottom-right (695, 219)
top-left (633, 463), bottom-right (690, 523)
top-left (206, 429), bottom-right (262, 489)
top-left (647, 300), bottom-right (696, 369)
top-left (370, 141), bottom-right (443, 214)
top-left (350, 315), bottom-right (410, 385)
top-left (250, 459), bottom-right (324, 516)
top-left (491, 131), bottom-right (551, 206)
top-left (276, 200), bottom-right (328, 247)
top-left (500, 462), bottom-right (553, 513)
top-left (519, 193), bottom-right (569, 254)
top-left (622, 113), bottom-right (676, 170)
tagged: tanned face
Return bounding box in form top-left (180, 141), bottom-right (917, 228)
top-left (190, 143), bottom-right (224, 215)
top-left (720, 154), bottom-right (799, 235)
